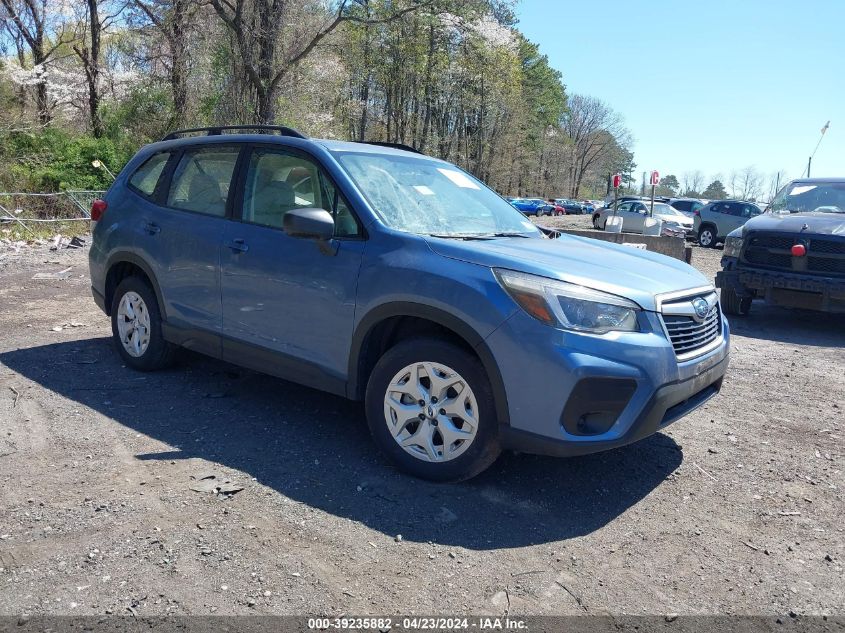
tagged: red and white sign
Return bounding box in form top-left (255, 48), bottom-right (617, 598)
top-left (612, 174), bottom-right (622, 189)
top-left (650, 170), bottom-right (660, 186)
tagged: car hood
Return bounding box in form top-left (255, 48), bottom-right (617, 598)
top-left (656, 213), bottom-right (693, 226)
top-left (425, 234), bottom-right (710, 312)
top-left (737, 212), bottom-right (845, 237)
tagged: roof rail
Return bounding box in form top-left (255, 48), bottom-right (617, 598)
top-left (357, 140), bottom-right (422, 154)
top-left (161, 125), bottom-right (308, 141)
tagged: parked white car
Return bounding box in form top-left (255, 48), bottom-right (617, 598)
top-left (593, 201), bottom-right (694, 237)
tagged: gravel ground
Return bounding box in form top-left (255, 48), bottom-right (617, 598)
top-left (0, 224), bottom-right (843, 617)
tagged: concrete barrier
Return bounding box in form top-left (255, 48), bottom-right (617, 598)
top-left (552, 228), bottom-right (693, 264)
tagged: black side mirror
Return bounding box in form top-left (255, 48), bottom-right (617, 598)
top-left (283, 208), bottom-right (335, 240)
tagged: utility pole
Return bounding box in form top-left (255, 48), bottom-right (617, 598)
top-left (803, 120), bottom-right (830, 178)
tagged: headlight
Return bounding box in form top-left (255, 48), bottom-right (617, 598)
top-left (495, 269), bottom-right (640, 334)
top-left (724, 236), bottom-right (743, 258)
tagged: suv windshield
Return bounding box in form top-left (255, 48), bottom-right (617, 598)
top-left (768, 181), bottom-right (845, 214)
top-left (337, 152), bottom-right (540, 237)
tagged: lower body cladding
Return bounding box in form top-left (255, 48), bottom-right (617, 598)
top-left (717, 262), bottom-right (845, 313)
top-left (486, 309), bottom-right (730, 457)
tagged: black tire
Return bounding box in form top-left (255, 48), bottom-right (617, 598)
top-left (110, 276), bottom-right (176, 371)
top-left (720, 285), bottom-right (752, 316)
top-left (698, 225), bottom-right (717, 248)
top-left (365, 338), bottom-right (501, 482)
top-left (592, 214), bottom-right (601, 229)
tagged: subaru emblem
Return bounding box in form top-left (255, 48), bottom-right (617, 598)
top-left (692, 297), bottom-right (709, 320)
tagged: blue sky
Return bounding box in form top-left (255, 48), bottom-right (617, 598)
top-left (515, 0), bottom-right (843, 188)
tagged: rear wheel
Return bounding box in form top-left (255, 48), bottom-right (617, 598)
top-left (110, 276), bottom-right (176, 370)
top-left (592, 214), bottom-right (602, 229)
top-left (720, 285), bottom-right (752, 316)
top-left (365, 338), bottom-right (501, 482)
top-left (698, 225), bottom-right (717, 248)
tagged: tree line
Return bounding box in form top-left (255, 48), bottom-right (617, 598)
top-left (653, 167), bottom-right (789, 203)
top-left (0, 0), bottom-right (635, 197)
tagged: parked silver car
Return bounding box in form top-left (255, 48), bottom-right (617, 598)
top-left (592, 201), bottom-right (694, 236)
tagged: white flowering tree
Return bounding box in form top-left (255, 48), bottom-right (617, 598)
top-left (0, 0), bottom-right (75, 124)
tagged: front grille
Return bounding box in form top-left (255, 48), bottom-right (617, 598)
top-left (663, 307), bottom-right (721, 356)
top-left (741, 231), bottom-right (845, 277)
top-left (660, 292), bottom-right (722, 358)
top-left (744, 250), bottom-right (792, 268)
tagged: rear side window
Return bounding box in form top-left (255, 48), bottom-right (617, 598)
top-left (167, 147), bottom-right (240, 217)
top-left (129, 152), bottom-right (170, 197)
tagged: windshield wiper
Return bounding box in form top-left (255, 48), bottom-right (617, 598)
top-left (428, 233), bottom-right (495, 240)
top-left (485, 232), bottom-right (534, 238)
top-left (428, 231), bottom-right (536, 240)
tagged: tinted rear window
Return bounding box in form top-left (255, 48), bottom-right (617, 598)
top-left (166, 147), bottom-right (240, 217)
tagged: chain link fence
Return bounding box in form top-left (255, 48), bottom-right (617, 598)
top-left (0, 191), bottom-right (105, 237)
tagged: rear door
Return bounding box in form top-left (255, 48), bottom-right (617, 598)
top-left (219, 145), bottom-right (365, 391)
top-left (626, 202), bottom-right (649, 232)
top-left (721, 202), bottom-right (749, 235)
top-left (134, 144), bottom-right (242, 354)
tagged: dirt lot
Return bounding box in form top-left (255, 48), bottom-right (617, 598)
top-left (0, 219), bottom-right (843, 617)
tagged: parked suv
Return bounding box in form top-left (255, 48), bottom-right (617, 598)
top-left (669, 198), bottom-right (705, 217)
top-left (89, 125), bottom-right (730, 481)
top-left (694, 200), bottom-right (762, 247)
top-left (716, 178), bottom-right (845, 315)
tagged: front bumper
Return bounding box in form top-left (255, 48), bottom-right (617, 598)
top-left (486, 309), bottom-right (730, 457)
top-left (716, 262), bottom-right (845, 312)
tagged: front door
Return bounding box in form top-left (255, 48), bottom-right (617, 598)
top-left (220, 146), bottom-right (365, 391)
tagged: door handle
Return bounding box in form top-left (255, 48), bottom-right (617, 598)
top-left (227, 238), bottom-right (249, 253)
top-left (144, 222), bottom-right (161, 235)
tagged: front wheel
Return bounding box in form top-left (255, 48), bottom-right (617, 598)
top-left (110, 276), bottom-right (176, 370)
top-left (698, 226), bottom-right (717, 248)
top-left (365, 338), bottom-right (501, 482)
top-left (720, 285), bottom-right (752, 316)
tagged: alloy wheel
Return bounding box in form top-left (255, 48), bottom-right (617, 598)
top-left (383, 361), bottom-right (479, 463)
top-left (116, 291), bottom-right (151, 357)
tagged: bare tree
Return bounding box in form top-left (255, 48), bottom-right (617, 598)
top-left (680, 170), bottom-right (704, 197)
top-left (131, 0), bottom-right (197, 127)
top-left (729, 166), bottom-right (763, 201)
top-left (207, 0), bottom-right (433, 124)
top-left (561, 94), bottom-right (631, 198)
top-left (765, 170), bottom-right (788, 203)
top-left (0, 0), bottom-right (74, 124)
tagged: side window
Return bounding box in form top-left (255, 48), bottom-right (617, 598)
top-left (616, 202), bottom-right (631, 212)
top-left (725, 203), bottom-right (743, 216)
top-left (129, 152), bottom-right (170, 198)
top-left (242, 149), bottom-right (361, 237)
top-left (321, 176), bottom-right (361, 238)
top-left (712, 202), bottom-right (729, 214)
top-left (167, 147), bottom-right (240, 217)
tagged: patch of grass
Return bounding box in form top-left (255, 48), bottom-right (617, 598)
top-left (1, 220), bottom-right (91, 242)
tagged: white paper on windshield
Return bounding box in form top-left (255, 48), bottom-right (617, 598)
top-left (790, 185), bottom-right (816, 195)
top-left (437, 168), bottom-right (480, 190)
top-left (413, 185), bottom-right (435, 195)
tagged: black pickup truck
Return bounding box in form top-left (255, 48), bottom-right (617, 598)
top-left (716, 178), bottom-right (845, 315)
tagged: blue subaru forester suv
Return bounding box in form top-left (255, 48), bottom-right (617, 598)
top-left (89, 125), bottom-right (730, 481)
